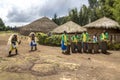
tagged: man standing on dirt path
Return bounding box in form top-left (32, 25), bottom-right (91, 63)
top-left (81, 31), bottom-right (89, 53)
top-left (71, 32), bottom-right (79, 53)
top-left (7, 34), bottom-right (21, 57)
top-left (61, 31), bottom-right (69, 54)
top-left (29, 32), bottom-right (37, 51)
top-left (100, 30), bottom-right (109, 54)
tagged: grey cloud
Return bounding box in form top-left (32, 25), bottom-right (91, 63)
top-left (7, 7), bottom-right (37, 22)
top-left (7, 0), bottom-right (85, 23)
top-left (39, 0), bottom-right (82, 17)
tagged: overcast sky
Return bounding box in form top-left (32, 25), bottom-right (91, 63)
top-left (0, 0), bottom-right (88, 27)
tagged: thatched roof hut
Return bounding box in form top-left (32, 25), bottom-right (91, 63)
top-left (85, 17), bottom-right (120, 29)
top-left (19, 17), bottom-right (58, 35)
top-left (52, 21), bottom-right (87, 34)
top-left (84, 17), bottom-right (120, 43)
top-left (84, 17), bottom-right (120, 35)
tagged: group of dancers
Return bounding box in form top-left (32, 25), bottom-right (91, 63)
top-left (7, 32), bottom-right (37, 57)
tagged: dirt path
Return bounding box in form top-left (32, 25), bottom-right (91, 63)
top-left (0, 33), bottom-right (120, 80)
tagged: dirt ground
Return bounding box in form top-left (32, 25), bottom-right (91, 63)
top-left (0, 33), bottom-right (120, 80)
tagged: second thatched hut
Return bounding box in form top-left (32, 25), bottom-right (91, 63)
top-left (52, 21), bottom-right (87, 34)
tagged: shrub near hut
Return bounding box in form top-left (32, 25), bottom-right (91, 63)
top-left (36, 32), bottom-right (48, 45)
top-left (108, 42), bottom-right (120, 50)
top-left (36, 32), bottom-right (61, 46)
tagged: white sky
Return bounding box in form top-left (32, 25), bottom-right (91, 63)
top-left (0, 0), bottom-right (88, 27)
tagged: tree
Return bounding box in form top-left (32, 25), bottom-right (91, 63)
top-left (79, 5), bottom-right (89, 26)
top-left (0, 18), bottom-right (5, 31)
top-left (68, 8), bottom-right (79, 24)
top-left (52, 13), bottom-right (59, 25)
top-left (113, 0), bottom-right (120, 24)
top-left (88, 0), bottom-right (98, 9)
top-left (98, 0), bottom-right (115, 19)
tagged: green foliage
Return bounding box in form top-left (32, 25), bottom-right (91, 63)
top-left (0, 18), bottom-right (12, 31)
top-left (52, 0), bottom-right (120, 26)
top-left (0, 18), bottom-right (6, 31)
top-left (79, 5), bottom-right (90, 26)
top-left (113, 0), bottom-right (120, 24)
top-left (0, 30), bottom-right (14, 34)
top-left (68, 8), bottom-right (79, 24)
top-left (36, 32), bottom-right (62, 46)
top-left (36, 32), bottom-right (48, 45)
top-left (108, 42), bottom-right (120, 50)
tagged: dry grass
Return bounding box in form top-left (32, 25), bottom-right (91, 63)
top-left (52, 21), bottom-right (87, 34)
top-left (84, 17), bottom-right (120, 29)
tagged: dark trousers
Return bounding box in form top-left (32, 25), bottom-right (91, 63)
top-left (83, 42), bottom-right (88, 53)
top-left (71, 42), bottom-right (78, 53)
top-left (101, 41), bottom-right (107, 54)
top-left (93, 43), bottom-right (99, 53)
top-left (77, 42), bottom-right (82, 53)
top-left (87, 43), bottom-right (93, 53)
top-left (65, 44), bottom-right (71, 54)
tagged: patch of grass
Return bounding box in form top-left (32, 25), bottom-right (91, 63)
top-left (0, 31), bottom-right (14, 34)
top-left (108, 43), bottom-right (120, 50)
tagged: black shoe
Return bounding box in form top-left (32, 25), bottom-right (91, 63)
top-left (8, 51), bottom-right (11, 57)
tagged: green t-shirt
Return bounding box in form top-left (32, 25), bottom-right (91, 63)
top-left (81, 32), bottom-right (89, 42)
top-left (71, 35), bottom-right (79, 42)
top-left (62, 34), bottom-right (68, 42)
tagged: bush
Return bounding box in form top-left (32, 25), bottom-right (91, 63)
top-left (36, 32), bottom-right (62, 46)
top-left (108, 42), bottom-right (120, 50)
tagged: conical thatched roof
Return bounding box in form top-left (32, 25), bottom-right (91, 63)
top-left (52, 21), bottom-right (87, 34)
top-left (20, 17), bottom-right (58, 33)
top-left (84, 17), bottom-right (120, 29)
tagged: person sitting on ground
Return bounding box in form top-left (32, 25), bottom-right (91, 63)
top-left (7, 34), bottom-right (21, 57)
top-left (29, 32), bottom-right (37, 51)
top-left (61, 31), bottom-right (68, 53)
